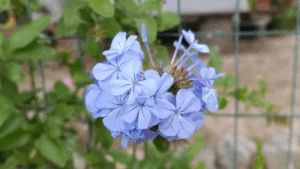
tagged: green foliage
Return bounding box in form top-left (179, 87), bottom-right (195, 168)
top-left (252, 139), bottom-right (267, 169)
top-left (157, 12), bottom-right (180, 32)
top-left (154, 45), bottom-right (169, 66)
top-left (208, 46), bottom-right (222, 73)
top-left (89, 0), bottom-right (115, 18)
top-left (134, 15), bottom-right (157, 44)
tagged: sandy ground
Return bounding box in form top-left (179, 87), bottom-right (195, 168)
top-left (17, 34), bottom-right (300, 167)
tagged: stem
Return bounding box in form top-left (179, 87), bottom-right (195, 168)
top-left (132, 144), bottom-right (137, 169)
top-left (174, 45), bottom-right (193, 66)
top-left (29, 61), bottom-right (38, 114)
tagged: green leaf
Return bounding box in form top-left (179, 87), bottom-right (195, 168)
top-left (103, 17), bottom-right (123, 38)
top-left (195, 160), bottom-right (206, 169)
top-left (45, 118), bottom-right (62, 139)
top-left (85, 150), bottom-right (106, 165)
top-left (7, 16), bottom-right (50, 53)
top-left (0, 129), bottom-right (31, 150)
top-left (222, 74), bottom-right (235, 91)
top-left (0, 116), bottom-right (22, 139)
top-left (19, 0), bottom-right (40, 12)
top-left (10, 42), bottom-right (55, 61)
top-left (0, 31), bottom-right (4, 46)
top-left (78, 23), bottom-right (90, 37)
top-left (1, 62), bottom-right (26, 82)
top-left (54, 81), bottom-right (70, 100)
top-left (0, 0), bottom-right (11, 12)
top-left (153, 135), bottom-right (170, 153)
top-left (247, 90), bottom-right (260, 106)
top-left (154, 45), bottom-right (169, 66)
top-left (0, 76), bottom-right (19, 104)
top-left (94, 118), bottom-right (114, 150)
top-left (218, 97), bottom-right (228, 110)
top-left (139, 0), bottom-right (161, 13)
top-left (134, 16), bottom-right (157, 44)
top-left (64, 1), bottom-right (88, 27)
top-left (85, 36), bottom-right (101, 59)
top-left (257, 77), bottom-right (268, 98)
top-left (0, 95), bottom-right (14, 128)
top-left (252, 139), bottom-right (266, 169)
top-left (115, 0), bottom-right (141, 17)
top-left (2, 155), bottom-right (23, 169)
top-left (35, 134), bottom-right (72, 166)
top-left (183, 140), bottom-right (205, 165)
top-left (72, 71), bottom-right (93, 86)
top-left (57, 17), bottom-right (77, 37)
top-left (88, 0), bottom-right (114, 18)
top-left (108, 149), bottom-right (132, 165)
top-left (157, 12), bottom-right (180, 32)
top-left (229, 85), bottom-right (248, 102)
top-left (208, 46), bottom-right (222, 73)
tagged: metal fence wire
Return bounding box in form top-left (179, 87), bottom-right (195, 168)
top-left (23, 0), bottom-right (299, 168)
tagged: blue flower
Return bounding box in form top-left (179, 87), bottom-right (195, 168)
top-left (134, 129), bottom-right (158, 145)
top-left (182, 30), bottom-right (210, 53)
top-left (202, 87), bottom-right (218, 112)
top-left (85, 84), bottom-right (110, 119)
top-left (123, 96), bottom-right (159, 130)
top-left (157, 89), bottom-right (201, 139)
top-left (95, 90), bottom-right (134, 131)
top-left (103, 32), bottom-right (144, 63)
top-left (109, 60), bottom-right (157, 104)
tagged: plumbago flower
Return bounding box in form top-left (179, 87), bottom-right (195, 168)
top-left (85, 24), bottom-right (223, 148)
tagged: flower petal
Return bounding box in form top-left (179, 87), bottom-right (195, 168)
top-left (158, 114), bottom-right (179, 137)
top-left (121, 134), bottom-right (131, 148)
top-left (109, 79), bottom-right (132, 96)
top-left (202, 87), bottom-right (218, 112)
top-left (177, 115), bottom-right (195, 139)
top-left (123, 105), bottom-right (140, 124)
top-left (193, 43), bottom-right (210, 53)
top-left (156, 73), bottom-right (174, 95)
top-left (85, 84), bottom-right (101, 114)
top-left (138, 107), bottom-right (152, 129)
top-left (111, 32), bottom-right (127, 51)
top-left (92, 63), bottom-right (116, 81)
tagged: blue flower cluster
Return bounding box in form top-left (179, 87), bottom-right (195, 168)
top-left (85, 24), bottom-right (223, 148)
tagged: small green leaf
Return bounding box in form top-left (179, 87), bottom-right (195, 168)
top-left (115, 0), bottom-right (141, 17)
top-left (35, 134), bottom-right (72, 166)
top-left (103, 17), bottom-right (123, 38)
top-left (195, 160), bottom-right (206, 169)
top-left (134, 16), bottom-right (157, 44)
top-left (0, 76), bottom-right (19, 104)
top-left (85, 150), bottom-right (106, 165)
top-left (257, 77), bottom-right (268, 97)
top-left (1, 62), bottom-right (26, 82)
top-left (64, 1), bottom-right (88, 27)
top-left (153, 135), bottom-right (170, 153)
top-left (0, 116), bottom-right (22, 139)
top-left (154, 45), bottom-right (169, 66)
top-left (139, 0), bottom-right (161, 13)
top-left (85, 36), bottom-right (101, 59)
top-left (89, 0), bottom-right (114, 18)
top-left (247, 90), bottom-right (260, 106)
top-left (78, 23), bottom-right (90, 37)
top-left (0, 129), bottom-right (31, 150)
top-left (157, 12), bottom-right (180, 32)
top-left (54, 81), bottom-right (70, 100)
top-left (0, 95), bottom-right (14, 128)
top-left (7, 16), bottom-right (50, 53)
top-left (223, 75), bottom-right (235, 91)
top-left (183, 141), bottom-right (205, 165)
top-left (252, 139), bottom-right (266, 169)
top-left (72, 72), bottom-right (93, 86)
top-left (57, 17), bottom-right (77, 37)
top-left (2, 155), bottom-right (23, 169)
top-left (229, 85), bottom-right (248, 102)
top-left (19, 0), bottom-right (40, 12)
top-left (10, 42), bottom-right (55, 61)
top-left (218, 97), bottom-right (228, 110)
top-left (109, 149), bottom-right (132, 165)
top-left (0, 0), bottom-right (11, 11)
top-left (208, 46), bottom-right (222, 73)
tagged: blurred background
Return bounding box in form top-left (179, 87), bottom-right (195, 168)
top-left (0, 0), bottom-right (300, 168)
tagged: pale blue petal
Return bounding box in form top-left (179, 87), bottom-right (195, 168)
top-left (182, 30), bottom-right (195, 45)
top-left (92, 109), bottom-right (110, 119)
top-left (103, 49), bottom-right (122, 60)
top-left (177, 115), bottom-right (195, 139)
top-left (137, 107), bottom-right (152, 129)
top-left (175, 89), bottom-right (191, 110)
top-left (158, 114), bottom-right (179, 137)
top-left (138, 79), bottom-right (157, 94)
top-left (109, 79), bottom-right (132, 95)
top-left (124, 35), bottom-right (138, 52)
top-left (155, 98), bottom-right (175, 120)
top-left (188, 112), bottom-right (205, 130)
top-left (95, 90), bottom-right (119, 109)
top-left (121, 59), bottom-right (142, 81)
top-left (121, 135), bottom-right (131, 148)
top-left (135, 130), bottom-right (158, 145)
top-left (193, 43), bottom-right (210, 53)
top-left (92, 63), bottom-right (116, 81)
top-left (178, 97), bottom-right (201, 115)
top-left (156, 73), bottom-right (174, 95)
top-left (85, 84), bottom-right (101, 114)
top-left (144, 69), bottom-right (160, 82)
top-left (111, 32), bottom-right (127, 51)
top-left (202, 87), bottom-right (218, 112)
top-left (123, 105), bottom-right (140, 124)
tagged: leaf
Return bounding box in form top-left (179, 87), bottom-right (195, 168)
top-left (108, 149), bottom-right (132, 165)
top-left (57, 17), bottom-right (77, 37)
top-left (35, 134), bottom-right (72, 166)
top-left (103, 17), bottom-right (123, 38)
top-left (0, 95), bottom-right (14, 128)
top-left (0, 116), bottom-right (22, 139)
top-left (0, 0), bottom-right (11, 11)
top-left (64, 1), bottom-right (88, 27)
top-left (229, 85), bottom-right (248, 102)
top-left (7, 16), bottom-right (50, 53)
top-left (78, 23), bottom-right (90, 37)
top-left (195, 160), bottom-right (206, 169)
top-left (85, 36), bottom-right (101, 59)
top-left (218, 97), bottom-right (227, 110)
top-left (88, 0), bottom-right (114, 18)
top-left (208, 46), bottom-right (222, 73)
top-left (115, 0), bottom-right (141, 17)
top-left (0, 129), bottom-right (31, 150)
top-left (134, 16), bottom-right (157, 44)
top-left (94, 118), bottom-right (114, 150)
top-left (257, 77), bottom-right (268, 98)
top-left (223, 75), bottom-right (235, 91)
top-left (19, 0), bottom-right (40, 12)
top-left (247, 90), bottom-right (260, 106)
top-left (54, 81), bottom-right (70, 100)
top-left (85, 150), bottom-right (106, 165)
top-left (153, 135), bottom-right (170, 154)
top-left (139, 0), bottom-right (161, 13)
top-left (72, 72), bottom-right (93, 86)
top-left (157, 12), bottom-right (180, 32)
top-left (154, 45), bottom-right (169, 66)
top-left (0, 76), bottom-right (19, 104)
top-left (2, 155), bottom-right (23, 169)
top-left (183, 140), bottom-right (205, 165)
top-left (10, 42), bottom-right (55, 61)
top-left (252, 139), bottom-right (266, 169)
top-left (1, 62), bottom-right (26, 82)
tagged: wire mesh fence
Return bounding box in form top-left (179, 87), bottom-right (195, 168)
top-left (22, 0), bottom-right (299, 168)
